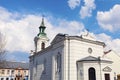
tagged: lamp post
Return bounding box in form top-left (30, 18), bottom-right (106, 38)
top-left (114, 72), bottom-right (116, 80)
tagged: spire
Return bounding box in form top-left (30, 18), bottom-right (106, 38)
top-left (37, 16), bottom-right (47, 37)
top-left (40, 16), bottom-right (45, 27)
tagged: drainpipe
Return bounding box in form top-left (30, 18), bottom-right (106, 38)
top-left (68, 36), bottom-right (70, 80)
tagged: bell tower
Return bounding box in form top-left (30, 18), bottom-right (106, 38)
top-left (34, 17), bottom-right (49, 53)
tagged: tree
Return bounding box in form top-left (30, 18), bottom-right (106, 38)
top-left (0, 32), bottom-right (7, 68)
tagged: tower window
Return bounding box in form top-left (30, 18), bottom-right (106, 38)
top-left (41, 42), bottom-right (45, 50)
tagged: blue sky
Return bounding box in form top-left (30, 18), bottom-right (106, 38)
top-left (0, 0), bottom-right (120, 62)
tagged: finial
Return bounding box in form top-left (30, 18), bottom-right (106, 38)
top-left (41, 15), bottom-right (45, 27)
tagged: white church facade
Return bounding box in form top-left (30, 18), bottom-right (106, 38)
top-left (29, 18), bottom-right (120, 80)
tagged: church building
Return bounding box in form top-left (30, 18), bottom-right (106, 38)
top-left (29, 18), bottom-right (119, 80)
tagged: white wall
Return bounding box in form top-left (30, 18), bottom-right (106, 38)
top-left (104, 50), bottom-right (120, 75)
top-left (64, 39), bottom-right (104, 80)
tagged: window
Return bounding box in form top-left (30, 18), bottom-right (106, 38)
top-left (18, 70), bottom-right (20, 75)
top-left (24, 70), bottom-right (26, 75)
top-left (2, 70), bottom-right (5, 74)
top-left (7, 70), bottom-right (10, 74)
top-left (6, 78), bottom-right (9, 80)
top-left (105, 74), bottom-right (110, 80)
top-left (55, 53), bottom-right (61, 73)
top-left (88, 48), bottom-right (92, 54)
top-left (88, 67), bottom-right (96, 80)
top-left (11, 78), bottom-right (13, 80)
top-left (41, 42), bottom-right (45, 50)
top-left (1, 78), bottom-right (4, 80)
top-left (11, 70), bottom-right (14, 74)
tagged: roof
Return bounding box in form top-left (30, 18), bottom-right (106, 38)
top-left (77, 56), bottom-right (113, 63)
top-left (0, 61), bottom-right (29, 69)
top-left (31, 33), bottom-right (105, 57)
top-left (51, 33), bottom-right (105, 46)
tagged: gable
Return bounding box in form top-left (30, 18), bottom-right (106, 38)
top-left (77, 56), bottom-right (99, 62)
top-left (103, 66), bottom-right (112, 72)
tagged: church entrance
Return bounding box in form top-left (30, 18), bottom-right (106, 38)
top-left (88, 67), bottom-right (96, 80)
top-left (104, 74), bottom-right (110, 80)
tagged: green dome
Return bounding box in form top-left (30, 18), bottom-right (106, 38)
top-left (37, 17), bottom-right (47, 37)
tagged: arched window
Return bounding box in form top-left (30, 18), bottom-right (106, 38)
top-left (41, 42), bottom-right (45, 50)
top-left (88, 67), bottom-right (96, 80)
top-left (11, 78), bottom-right (13, 80)
top-left (6, 78), bottom-right (9, 80)
top-left (1, 78), bottom-right (4, 80)
top-left (55, 53), bottom-right (61, 73)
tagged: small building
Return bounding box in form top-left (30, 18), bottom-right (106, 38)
top-left (29, 18), bottom-right (120, 80)
top-left (0, 61), bottom-right (29, 80)
top-left (103, 50), bottom-right (120, 80)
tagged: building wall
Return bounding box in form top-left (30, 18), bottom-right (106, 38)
top-left (30, 39), bottom-right (65, 80)
top-left (83, 62), bottom-right (113, 80)
top-left (0, 68), bottom-right (29, 80)
top-left (30, 35), bottom-right (115, 80)
top-left (31, 51), bottom-right (52, 80)
top-left (104, 50), bottom-right (120, 78)
top-left (63, 39), bottom-right (105, 80)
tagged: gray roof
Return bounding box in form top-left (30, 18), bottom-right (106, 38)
top-left (1, 61), bottom-right (29, 69)
top-left (51, 33), bottom-right (105, 46)
top-left (77, 56), bottom-right (112, 63)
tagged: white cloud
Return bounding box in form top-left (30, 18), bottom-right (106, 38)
top-left (78, 31), bottom-right (120, 53)
top-left (0, 6), bottom-right (85, 52)
top-left (0, 7), bottom-right (12, 21)
top-left (1, 6), bottom-right (120, 56)
top-left (95, 33), bottom-right (120, 53)
top-left (97, 4), bottom-right (120, 32)
top-left (68, 0), bottom-right (81, 9)
top-left (45, 18), bottom-right (85, 43)
top-left (79, 0), bottom-right (96, 19)
top-left (67, 0), bottom-right (96, 19)
top-left (96, 33), bottom-right (112, 42)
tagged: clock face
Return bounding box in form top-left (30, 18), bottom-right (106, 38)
top-left (88, 48), bottom-right (92, 54)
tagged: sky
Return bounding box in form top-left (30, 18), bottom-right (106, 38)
top-left (0, 0), bottom-right (120, 62)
